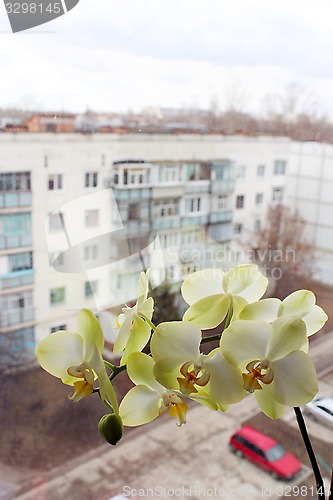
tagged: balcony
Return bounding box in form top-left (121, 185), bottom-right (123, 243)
top-left (209, 211), bottom-right (233, 223)
top-left (0, 233), bottom-right (33, 250)
top-left (210, 179), bottom-right (235, 193)
top-left (181, 214), bottom-right (209, 226)
top-left (0, 269), bottom-right (34, 290)
top-left (0, 308), bottom-right (34, 329)
top-left (0, 192), bottom-right (32, 208)
top-left (152, 216), bottom-right (180, 231)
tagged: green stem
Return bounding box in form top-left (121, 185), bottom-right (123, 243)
top-left (104, 360), bottom-right (116, 372)
top-left (200, 334), bottom-right (221, 344)
top-left (109, 364), bottom-right (127, 382)
top-left (140, 314), bottom-right (157, 332)
top-left (224, 304), bottom-right (233, 330)
top-left (293, 407), bottom-right (325, 499)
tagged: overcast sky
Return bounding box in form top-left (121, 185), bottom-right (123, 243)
top-left (1, 0), bottom-right (333, 116)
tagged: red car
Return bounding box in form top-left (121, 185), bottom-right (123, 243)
top-left (229, 425), bottom-right (302, 480)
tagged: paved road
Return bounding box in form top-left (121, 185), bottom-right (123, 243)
top-left (2, 331), bottom-right (333, 500)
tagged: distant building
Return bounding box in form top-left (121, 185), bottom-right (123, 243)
top-left (0, 132), bottom-right (331, 369)
top-left (23, 113), bottom-right (76, 133)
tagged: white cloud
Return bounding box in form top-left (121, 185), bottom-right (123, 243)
top-left (1, 0), bottom-right (333, 115)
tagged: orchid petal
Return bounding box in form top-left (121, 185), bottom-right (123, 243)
top-left (230, 295), bottom-right (249, 320)
top-left (181, 268), bottom-right (224, 305)
top-left (119, 385), bottom-right (161, 426)
top-left (137, 270), bottom-right (150, 309)
top-left (119, 317), bottom-right (152, 365)
top-left (279, 290), bottom-right (327, 335)
top-left (37, 331), bottom-right (84, 384)
top-left (183, 294), bottom-right (230, 329)
top-left (151, 321), bottom-right (201, 372)
top-left (266, 316), bottom-right (307, 361)
top-left (139, 296), bottom-right (154, 319)
top-left (78, 308), bottom-right (104, 357)
top-left (271, 351), bottom-right (318, 406)
top-left (204, 350), bottom-right (246, 405)
top-left (153, 364), bottom-right (182, 391)
top-left (239, 299), bottom-right (281, 322)
top-left (301, 305), bottom-right (328, 336)
top-left (223, 264), bottom-right (268, 302)
top-left (220, 320), bottom-right (270, 367)
top-left (113, 310), bottom-right (135, 354)
top-left (279, 290), bottom-right (316, 316)
top-left (127, 352), bottom-right (164, 392)
top-left (254, 385), bottom-right (286, 419)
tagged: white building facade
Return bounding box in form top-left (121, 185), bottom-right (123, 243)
top-left (0, 133), bottom-right (331, 367)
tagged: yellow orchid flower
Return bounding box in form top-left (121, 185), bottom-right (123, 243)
top-left (181, 264), bottom-right (268, 329)
top-left (119, 352), bottom-right (189, 427)
top-left (239, 290), bottom-right (327, 338)
top-left (36, 308), bottom-right (119, 414)
top-left (114, 270), bottom-right (154, 365)
top-left (220, 315), bottom-right (318, 418)
top-left (150, 321), bottom-right (246, 408)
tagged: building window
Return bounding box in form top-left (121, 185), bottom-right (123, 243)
top-left (274, 160), bottom-right (286, 175)
top-left (155, 199), bottom-right (178, 217)
top-left (272, 187), bottom-right (284, 202)
top-left (255, 193), bottom-right (264, 205)
top-left (0, 172), bottom-right (31, 191)
top-left (254, 219), bottom-right (261, 232)
top-left (84, 245), bottom-right (98, 260)
top-left (48, 212), bottom-right (64, 231)
top-left (186, 197), bottom-right (201, 213)
top-left (185, 162), bottom-right (210, 181)
top-left (213, 162), bottom-right (232, 180)
top-left (236, 195), bottom-right (245, 209)
top-left (85, 172), bottom-right (98, 188)
top-left (85, 280), bottom-right (98, 297)
top-left (50, 324), bottom-right (66, 334)
top-left (85, 209), bottom-right (99, 227)
top-left (234, 223), bottom-right (243, 235)
top-left (257, 165), bottom-right (265, 176)
top-left (50, 287), bottom-right (65, 305)
top-left (236, 166), bottom-right (246, 178)
top-left (216, 194), bottom-right (228, 210)
top-left (48, 174), bottom-right (63, 191)
top-left (8, 252), bottom-right (33, 272)
top-left (128, 204), bottom-right (139, 220)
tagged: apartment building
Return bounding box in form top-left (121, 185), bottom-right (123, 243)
top-left (1, 132), bottom-right (321, 368)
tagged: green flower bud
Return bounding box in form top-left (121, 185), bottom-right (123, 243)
top-left (98, 413), bottom-right (123, 445)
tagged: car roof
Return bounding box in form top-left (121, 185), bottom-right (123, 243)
top-left (314, 397), bottom-right (333, 411)
top-left (233, 425), bottom-right (277, 451)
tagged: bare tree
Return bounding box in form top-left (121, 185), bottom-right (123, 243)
top-left (249, 204), bottom-right (314, 298)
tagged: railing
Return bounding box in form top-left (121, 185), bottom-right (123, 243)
top-left (0, 308), bottom-right (34, 329)
top-left (0, 270), bottom-right (33, 289)
top-left (0, 192), bottom-right (32, 208)
top-left (0, 234), bottom-right (32, 250)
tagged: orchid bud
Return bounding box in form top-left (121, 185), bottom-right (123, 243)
top-left (98, 414), bottom-right (123, 445)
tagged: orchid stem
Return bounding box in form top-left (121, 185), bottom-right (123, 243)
top-left (329, 469), bottom-right (333, 500)
top-left (200, 334), bottom-right (221, 344)
top-left (293, 406), bottom-right (325, 499)
top-left (109, 364), bottom-right (126, 382)
top-left (140, 314), bottom-right (157, 332)
top-left (104, 360), bottom-right (116, 372)
top-left (224, 305), bottom-right (233, 330)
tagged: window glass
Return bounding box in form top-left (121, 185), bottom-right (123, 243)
top-left (50, 287), bottom-right (65, 305)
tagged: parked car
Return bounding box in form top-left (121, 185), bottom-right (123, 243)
top-left (306, 396), bottom-right (333, 428)
top-left (229, 425), bottom-right (302, 480)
